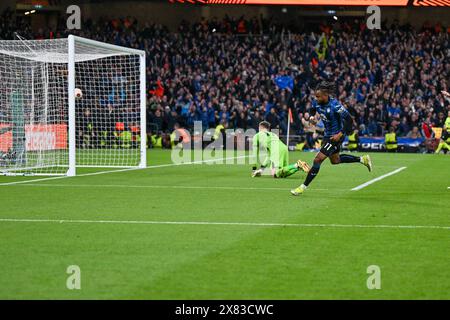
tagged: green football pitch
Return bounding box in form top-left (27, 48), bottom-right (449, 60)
top-left (0, 149), bottom-right (449, 299)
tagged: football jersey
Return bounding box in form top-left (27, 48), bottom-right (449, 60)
top-left (311, 98), bottom-right (350, 138)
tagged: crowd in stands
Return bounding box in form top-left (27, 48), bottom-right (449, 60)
top-left (1, 8), bottom-right (449, 150)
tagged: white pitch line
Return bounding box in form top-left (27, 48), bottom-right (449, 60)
top-left (0, 218), bottom-right (448, 230)
top-left (0, 183), bottom-right (329, 192)
top-left (0, 174), bottom-right (70, 186)
top-left (0, 155), bottom-right (249, 186)
top-left (351, 167), bottom-right (407, 191)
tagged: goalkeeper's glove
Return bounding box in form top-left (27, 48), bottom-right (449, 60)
top-left (252, 168), bottom-right (264, 178)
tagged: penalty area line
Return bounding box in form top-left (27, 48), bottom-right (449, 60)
top-left (351, 167), bottom-right (407, 191)
top-left (0, 218), bottom-right (448, 230)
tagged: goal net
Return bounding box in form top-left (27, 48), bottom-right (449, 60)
top-left (0, 35), bottom-right (146, 176)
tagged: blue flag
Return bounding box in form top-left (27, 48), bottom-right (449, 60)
top-left (275, 75), bottom-right (294, 91)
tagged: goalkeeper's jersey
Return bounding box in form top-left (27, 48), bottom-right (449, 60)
top-left (252, 131), bottom-right (286, 166)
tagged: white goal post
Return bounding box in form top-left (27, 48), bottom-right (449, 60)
top-left (0, 35), bottom-right (146, 176)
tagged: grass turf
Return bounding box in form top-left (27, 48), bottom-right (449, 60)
top-left (0, 149), bottom-right (449, 299)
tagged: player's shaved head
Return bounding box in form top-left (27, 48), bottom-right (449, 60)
top-left (259, 121), bottom-right (270, 131)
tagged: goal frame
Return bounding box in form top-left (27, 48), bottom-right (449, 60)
top-left (66, 35), bottom-right (146, 176)
top-left (0, 35), bottom-right (146, 177)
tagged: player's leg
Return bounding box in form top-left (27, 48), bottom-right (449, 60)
top-left (291, 136), bottom-right (368, 196)
top-left (435, 140), bottom-right (445, 153)
top-left (275, 160), bottom-right (310, 178)
top-left (329, 152), bottom-right (341, 165)
top-left (328, 136), bottom-right (372, 171)
top-left (304, 138), bottom-right (337, 184)
top-left (441, 141), bottom-right (450, 154)
top-left (331, 151), bottom-right (372, 172)
top-left (336, 153), bottom-right (360, 163)
top-left (274, 146), bottom-right (310, 178)
top-left (275, 163), bottom-right (298, 178)
top-left (290, 151), bottom-right (327, 195)
top-left (274, 146), bottom-right (290, 177)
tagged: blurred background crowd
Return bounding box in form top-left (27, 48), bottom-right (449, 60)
top-left (1, 7), bottom-right (449, 150)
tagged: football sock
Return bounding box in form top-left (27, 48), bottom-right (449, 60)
top-left (303, 163), bottom-right (320, 187)
top-left (339, 154), bottom-right (361, 163)
top-left (435, 142), bottom-right (445, 153)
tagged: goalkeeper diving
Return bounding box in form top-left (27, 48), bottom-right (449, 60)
top-left (251, 121), bottom-right (310, 178)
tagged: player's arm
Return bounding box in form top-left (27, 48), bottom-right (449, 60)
top-left (252, 132), bottom-right (260, 170)
top-left (258, 135), bottom-right (272, 169)
top-left (260, 146), bottom-right (271, 169)
top-left (253, 132), bottom-right (272, 170)
top-left (251, 133), bottom-right (270, 177)
top-left (252, 133), bottom-right (270, 170)
top-left (331, 103), bottom-right (353, 142)
top-left (338, 104), bottom-right (353, 135)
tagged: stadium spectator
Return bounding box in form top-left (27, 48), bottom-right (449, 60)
top-left (407, 126), bottom-right (421, 139)
top-left (1, 10), bottom-right (448, 146)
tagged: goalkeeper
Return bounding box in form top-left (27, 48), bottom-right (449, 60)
top-left (435, 124), bottom-right (450, 154)
top-left (251, 121), bottom-right (310, 178)
top-left (435, 92), bottom-right (450, 154)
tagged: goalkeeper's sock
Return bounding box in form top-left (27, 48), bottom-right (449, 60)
top-left (303, 163), bottom-right (320, 186)
top-left (340, 154), bottom-right (361, 163)
top-left (275, 163), bottom-right (299, 178)
top-left (435, 143), bottom-right (443, 153)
